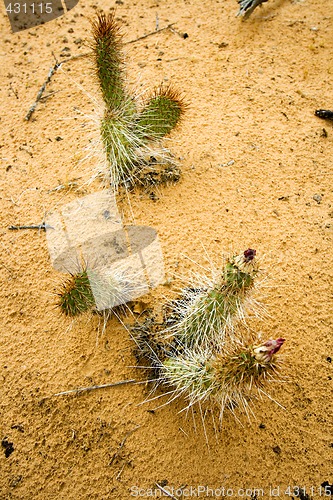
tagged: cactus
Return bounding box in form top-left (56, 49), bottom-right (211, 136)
top-left (91, 11), bottom-right (131, 113)
top-left (91, 12), bottom-right (186, 189)
top-left (56, 269), bottom-right (96, 316)
top-left (165, 249), bottom-right (260, 348)
top-left (136, 86), bottom-right (185, 142)
top-left (132, 249), bottom-right (287, 427)
top-left (160, 337), bottom-right (285, 420)
top-left (56, 260), bottom-right (149, 318)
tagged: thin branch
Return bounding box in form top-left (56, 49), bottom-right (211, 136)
top-left (8, 222), bottom-right (53, 231)
top-left (237, 0), bottom-right (269, 19)
top-left (25, 62), bottom-right (61, 121)
top-left (24, 53), bottom-right (90, 121)
top-left (110, 425), bottom-right (140, 466)
top-left (50, 379), bottom-right (137, 397)
top-left (115, 462), bottom-right (126, 480)
top-left (39, 90), bottom-right (61, 101)
top-left (155, 484), bottom-right (178, 500)
top-left (59, 52), bottom-right (91, 64)
top-left (126, 23), bottom-right (176, 44)
top-left (9, 82), bottom-right (19, 99)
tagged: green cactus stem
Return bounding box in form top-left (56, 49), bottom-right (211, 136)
top-left (100, 110), bottom-right (145, 187)
top-left (57, 270), bottom-right (96, 316)
top-left (166, 249), bottom-right (259, 348)
top-left (91, 12), bottom-right (186, 188)
top-left (161, 337), bottom-right (285, 419)
top-left (136, 85), bottom-right (186, 142)
top-left (91, 12), bottom-right (134, 114)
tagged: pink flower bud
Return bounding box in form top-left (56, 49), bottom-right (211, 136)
top-left (253, 338), bottom-right (285, 363)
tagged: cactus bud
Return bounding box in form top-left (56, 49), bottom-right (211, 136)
top-left (253, 338), bottom-right (285, 364)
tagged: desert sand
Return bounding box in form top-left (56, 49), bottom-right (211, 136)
top-left (0, 0), bottom-right (332, 498)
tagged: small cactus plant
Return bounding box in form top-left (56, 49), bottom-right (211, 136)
top-left (91, 12), bottom-right (187, 189)
top-left (132, 248), bottom-right (287, 428)
top-left (56, 269), bottom-right (96, 316)
top-left (56, 261), bottom-right (150, 318)
top-left (160, 336), bottom-right (285, 420)
top-left (165, 249), bottom-right (260, 348)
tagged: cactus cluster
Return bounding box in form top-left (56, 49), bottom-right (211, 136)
top-left (52, 12), bottom-right (287, 431)
top-left (54, 12), bottom-right (186, 317)
top-left (161, 337), bottom-right (285, 417)
top-left (133, 249), bottom-right (286, 424)
top-left (91, 12), bottom-right (186, 189)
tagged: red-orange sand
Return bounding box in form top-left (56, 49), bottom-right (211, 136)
top-left (0, 0), bottom-right (332, 497)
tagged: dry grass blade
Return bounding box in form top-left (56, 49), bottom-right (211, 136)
top-left (49, 379), bottom-right (137, 397)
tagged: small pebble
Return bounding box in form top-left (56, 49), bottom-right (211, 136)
top-left (313, 194), bottom-right (322, 204)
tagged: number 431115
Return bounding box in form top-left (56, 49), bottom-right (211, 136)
top-left (285, 485), bottom-right (333, 496)
top-left (6, 3), bottom-right (53, 14)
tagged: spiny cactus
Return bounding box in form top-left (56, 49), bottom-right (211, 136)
top-left (91, 11), bottom-right (131, 113)
top-left (100, 110), bottom-right (145, 189)
top-left (56, 260), bottom-right (150, 317)
top-left (56, 269), bottom-right (95, 316)
top-left (136, 86), bottom-right (185, 141)
top-left (91, 12), bottom-right (186, 189)
top-left (160, 337), bottom-right (285, 420)
top-left (165, 249), bottom-right (260, 348)
top-left (132, 249), bottom-right (287, 427)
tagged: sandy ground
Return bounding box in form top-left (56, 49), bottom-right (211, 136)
top-left (1, 0), bottom-right (333, 498)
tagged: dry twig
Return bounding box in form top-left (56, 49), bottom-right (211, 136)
top-left (50, 379), bottom-right (137, 397)
top-left (25, 62), bottom-right (61, 121)
top-left (8, 222), bottom-right (53, 231)
top-left (126, 23), bottom-right (176, 44)
top-left (110, 425), bottom-right (140, 466)
top-left (237, 0), bottom-right (269, 19)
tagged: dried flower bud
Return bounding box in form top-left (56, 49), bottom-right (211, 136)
top-left (243, 248), bottom-right (256, 262)
top-left (232, 248), bottom-right (258, 274)
top-left (253, 338), bottom-right (285, 363)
